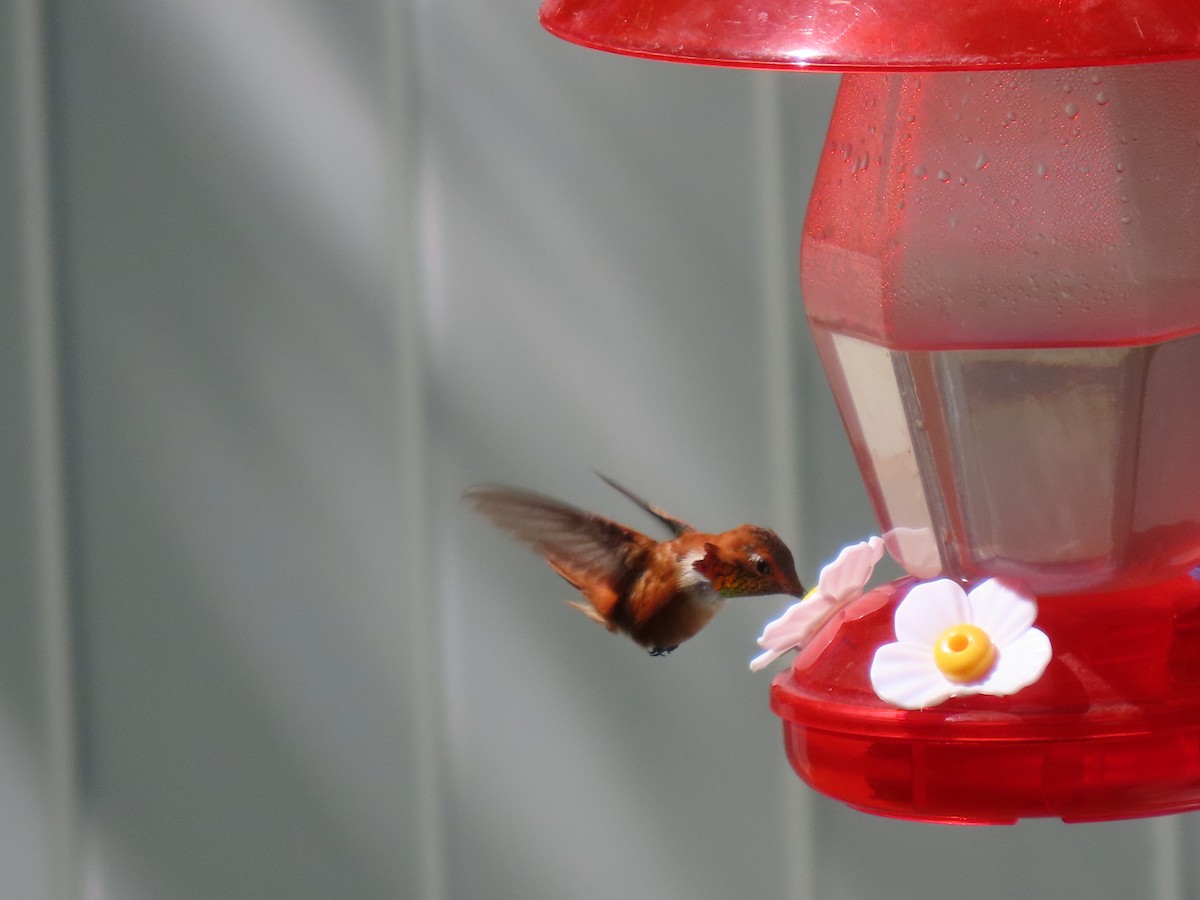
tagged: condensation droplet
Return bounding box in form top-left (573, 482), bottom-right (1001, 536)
top-left (975, 151), bottom-right (989, 170)
top-left (1115, 161), bottom-right (1125, 173)
top-left (1095, 91), bottom-right (1109, 105)
top-left (937, 170), bottom-right (951, 183)
top-left (1065, 102), bottom-right (1080, 119)
top-left (1036, 161), bottom-right (1049, 179)
top-left (913, 164), bottom-right (928, 179)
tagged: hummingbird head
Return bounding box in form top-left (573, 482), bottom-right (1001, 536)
top-left (692, 527), bottom-right (806, 599)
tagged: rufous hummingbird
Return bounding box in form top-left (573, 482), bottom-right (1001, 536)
top-left (464, 475), bottom-right (806, 655)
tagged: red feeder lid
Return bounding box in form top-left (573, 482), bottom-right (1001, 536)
top-left (539, 0), bottom-right (1200, 71)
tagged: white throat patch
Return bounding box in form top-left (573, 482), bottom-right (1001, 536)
top-left (677, 548), bottom-right (722, 604)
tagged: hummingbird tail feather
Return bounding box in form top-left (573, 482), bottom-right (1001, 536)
top-left (565, 599), bottom-right (617, 631)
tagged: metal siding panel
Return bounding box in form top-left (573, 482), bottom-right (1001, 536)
top-left (48, 1), bottom-right (434, 896)
top-left (0, 1), bottom-right (78, 898)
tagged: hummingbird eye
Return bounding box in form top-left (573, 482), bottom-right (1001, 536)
top-left (754, 558), bottom-right (771, 576)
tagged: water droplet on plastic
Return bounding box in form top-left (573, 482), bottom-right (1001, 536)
top-left (937, 170), bottom-right (951, 183)
top-left (912, 164), bottom-right (928, 179)
top-left (1036, 161), bottom-right (1049, 179)
top-left (1095, 91), bottom-right (1109, 105)
top-left (1115, 161), bottom-right (1125, 173)
top-left (975, 151), bottom-right (989, 170)
top-left (1065, 102), bottom-right (1080, 119)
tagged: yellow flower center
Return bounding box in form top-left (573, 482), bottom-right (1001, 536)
top-left (933, 624), bottom-right (996, 683)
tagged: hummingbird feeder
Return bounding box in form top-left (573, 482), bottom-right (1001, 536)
top-left (538, 0), bottom-right (1200, 823)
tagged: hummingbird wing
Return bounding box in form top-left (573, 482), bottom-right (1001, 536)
top-left (594, 473), bottom-right (696, 537)
top-left (464, 484), bottom-right (655, 622)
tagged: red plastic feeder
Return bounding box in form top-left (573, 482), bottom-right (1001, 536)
top-left (539, 0), bottom-right (1200, 822)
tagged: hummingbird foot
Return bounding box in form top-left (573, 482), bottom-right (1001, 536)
top-left (648, 645), bottom-right (678, 657)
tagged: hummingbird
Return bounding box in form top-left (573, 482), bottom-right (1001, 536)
top-left (464, 475), bottom-right (806, 656)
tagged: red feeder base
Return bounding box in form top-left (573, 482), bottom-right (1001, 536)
top-left (770, 574), bottom-right (1200, 823)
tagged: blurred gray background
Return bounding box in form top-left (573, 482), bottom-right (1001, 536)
top-left (2, 0), bottom-right (1198, 897)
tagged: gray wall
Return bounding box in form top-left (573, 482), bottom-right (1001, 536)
top-left (1, 0), bottom-right (1197, 897)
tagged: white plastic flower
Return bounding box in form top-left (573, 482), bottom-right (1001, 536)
top-left (749, 537), bottom-right (886, 671)
top-left (869, 578), bottom-right (1052, 710)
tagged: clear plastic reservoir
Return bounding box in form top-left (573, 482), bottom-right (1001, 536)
top-left (802, 61), bottom-right (1200, 593)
